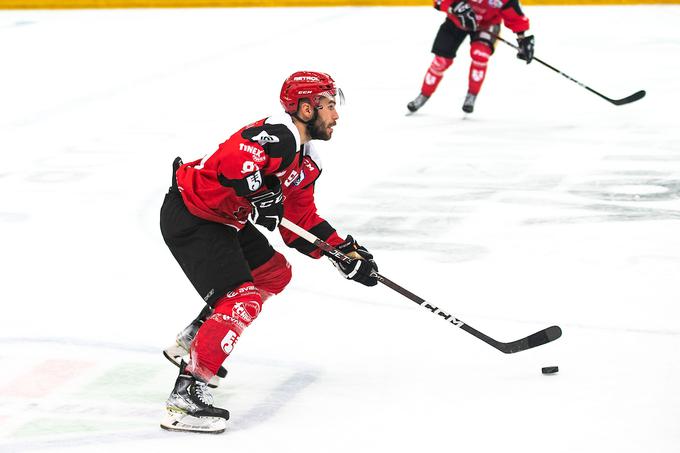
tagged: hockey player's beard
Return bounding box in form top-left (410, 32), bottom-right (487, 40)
top-left (309, 116), bottom-right (335, 141)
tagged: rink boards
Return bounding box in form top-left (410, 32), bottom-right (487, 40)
top-left (2, 0), bottom-right (679, 10)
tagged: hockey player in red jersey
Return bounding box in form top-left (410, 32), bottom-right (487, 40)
top-left (407, 0), bottom-right (534, 114)
top-left (159, 71), bottom-right (379, 433)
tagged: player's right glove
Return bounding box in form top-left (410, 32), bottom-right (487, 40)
top-left (247, 176), bottom-right (284, 231)
top-left (516, 34), bottom-right (535, 64)
top-left (326, 235), bottom-right (379, 287)
top-left (449, 0), bottom-right (477, 32)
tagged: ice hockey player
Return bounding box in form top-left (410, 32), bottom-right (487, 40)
top-left (158, 71), bottom-right (379, 434)
top-left (406, 0), bottom-right (534, 114)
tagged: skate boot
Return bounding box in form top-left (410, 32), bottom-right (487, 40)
top-left (163, 322), bottom-right (227, 388)
top-left (160, 365), bottom-right (230, 434)
top-left (407, 93), bottom-right (430, 113)
top-left (462, 92), bottom-right (477, 113)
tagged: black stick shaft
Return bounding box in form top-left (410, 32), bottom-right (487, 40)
top-left (280, 218), bottom-right (561, 354)
top-left (496, 35), bottom-right (645, 106)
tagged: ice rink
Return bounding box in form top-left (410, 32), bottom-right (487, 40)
top-left (1, 4), bottom-right (679, 452)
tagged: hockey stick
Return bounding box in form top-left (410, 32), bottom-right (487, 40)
top-left (495, 35), bottom-right (645, 106)
top-left (280, 218), bottom-right (562, 354)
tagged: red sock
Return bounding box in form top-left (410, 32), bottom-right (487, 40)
top-left (187, 283), bottom-right (262, 381)
top-left (420, 55), bottom-right (453, 97)
top-left (468, 42), bottom-right (492, 95)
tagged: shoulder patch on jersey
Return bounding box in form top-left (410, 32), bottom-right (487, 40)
top-left (241, 124), bottom-right (297, 157)
top-left (242, 123), bottom-right (297, 172)
top-left (249, 130), bottom-right (280, 146)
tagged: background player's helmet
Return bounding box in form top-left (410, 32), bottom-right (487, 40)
top-left (280, 71), bottom-right (343, 114)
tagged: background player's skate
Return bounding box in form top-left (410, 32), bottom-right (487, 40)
top-left (407, 93), bottom-right (430, 113)
top-left (462, 92), bottom-right (477, 113)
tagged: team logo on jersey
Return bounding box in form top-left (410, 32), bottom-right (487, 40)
top-left (250, 130), bottom-right (280, 146)
top-left (232, 206), bottom-right (249, 222)
top-left (489, 0), bottom-right (502, 7)
top-left (246, 171), bottom-right (263, 192)
top-left (284, 170), bottom-right (300, 187)
top-left (292, 170), bottom-right (305, 186)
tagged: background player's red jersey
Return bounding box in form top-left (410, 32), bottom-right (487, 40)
top-left (436, 0), bottom-right (530, 33)
top-left (175, 113), bottom-right (342, 258)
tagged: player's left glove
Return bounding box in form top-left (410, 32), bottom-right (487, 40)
top-left (516, 34), bottom-right (535, 64)
top-left (327, 235), bottom-right (379, 287)
top-left (449, 0), bottom-right (477, 32)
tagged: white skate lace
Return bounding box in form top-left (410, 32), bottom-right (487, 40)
top-left (193, 381), bottom-right (214, 406)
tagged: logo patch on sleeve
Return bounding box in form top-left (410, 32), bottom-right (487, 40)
top-left (292, 170), bottom-right (305, 186)
top-left (251, 131), bottom-right (280, 145)
top-left (246, 171), bottom-right (263, 192)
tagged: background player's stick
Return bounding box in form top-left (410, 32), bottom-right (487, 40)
top-left (280, 218), bottom-right (562, 354)
top-left (495, 35), bottom-right (646, 106)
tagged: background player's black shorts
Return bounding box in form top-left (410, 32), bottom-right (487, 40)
top-left (160, 166), bottom-right (274, 307)
top-left (432, 19), bottom-right (500, 58)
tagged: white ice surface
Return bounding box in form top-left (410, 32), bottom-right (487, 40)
top-left (0, 5), bottom-right (679, 452)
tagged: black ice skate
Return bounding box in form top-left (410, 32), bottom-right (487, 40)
top-left (163, 321), bottom-right (227, 388)
top-left (160, 366), bottom-right (230, 434)
top-left (407, 93), bottom-right (429, 113)
top-left (462, 92), bottom-right (477, 113)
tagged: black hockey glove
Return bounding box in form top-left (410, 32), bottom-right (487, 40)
top-left (247, 176), bottom-right (283, 231)
top-left (449, 0), bottom-right (477, 32)
top-left (327, 235), bottom-right (379, 287)
top-left (516, 34), bottom-right (535, 64)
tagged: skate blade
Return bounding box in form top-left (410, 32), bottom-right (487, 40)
top-left (163, 345), bottom-right (187, 368)
top-left (163, 346), bottom-right (222, 389)
top-left (160, 411), bottom-right (227, 434)
top-left (207, 375), bottom-right (221, 389)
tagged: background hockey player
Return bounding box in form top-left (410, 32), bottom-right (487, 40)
top-left (159, 71), bottom-right (379, 433)
top-left (407, 0), bottom-right (534, 114)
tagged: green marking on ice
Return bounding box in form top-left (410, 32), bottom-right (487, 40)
top-left (74, 362), bottom-right (167, 403)
top-left (12, 417), bottom-right (138, 437)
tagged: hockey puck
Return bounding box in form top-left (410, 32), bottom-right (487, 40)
top-left (542, 366), bottom-right (559, 374)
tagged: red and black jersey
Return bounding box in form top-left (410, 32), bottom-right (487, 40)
top-left (436, 0), bottom-right (530, 33)
top-left (175, 113), bottom-right (343, 259)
